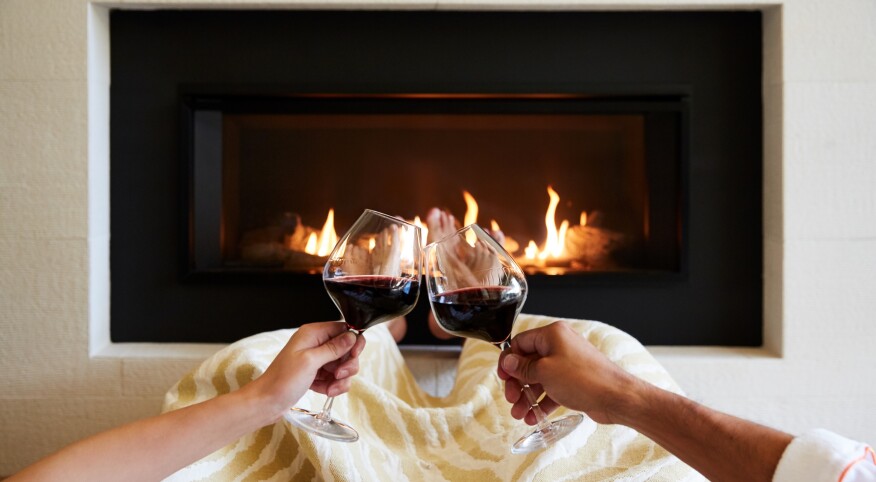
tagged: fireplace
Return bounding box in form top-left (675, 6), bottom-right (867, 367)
top-left (110, 10), bottom-right (762, 345)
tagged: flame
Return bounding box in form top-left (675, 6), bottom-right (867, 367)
top-left (304, 209), bottom-right (338, 257)
top-left (304, 233), bottom-right (318, 254)
top-left (412, 216), bottom-right (428, 247)
top-left (524, 240), bottom-right (539, 259)
top-left (292, 186), bottom-right (582, 267)
top-left (537, 186), bottom-right (569, 260)
top-left (399, 223), bottom-right (420, 266)
top-left (555, 220), bottom-right (569, 257)
top-left (462, 190), bottom-right (479, 246)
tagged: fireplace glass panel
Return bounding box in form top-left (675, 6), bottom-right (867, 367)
top-left (190, 95), bottom-right (682, 277)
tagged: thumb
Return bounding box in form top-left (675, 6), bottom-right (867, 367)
top-left (305, 331), bottom-right (357, 368)
top-left (501, 353), bottom-right (540, 384)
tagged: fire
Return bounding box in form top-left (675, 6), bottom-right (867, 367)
top-left (516, 186), bottom-right (570, 262)
top-left (304, 208), bottom-right (338, 257)
top-left (411, 216), bottom-right (428, 247)
top-left (288, 187), bottom-right (578, 268)
top-left (462, 190), bottom-right (478, 246)
top-left (464, 187), bottom-right (572, 264)
top-left (524, 240), bottom-right (539, 259)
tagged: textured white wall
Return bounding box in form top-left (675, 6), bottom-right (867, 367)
top-left (1, 0), bottom-right (875, 475)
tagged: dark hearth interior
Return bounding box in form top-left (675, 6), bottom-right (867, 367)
top-left (111, 10), bottom-right (762, 345)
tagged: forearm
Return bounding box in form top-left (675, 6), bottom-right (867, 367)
top-left (11, 386), bottom-right (277, 482)
top-left (619, 382), bottom-right (793, 482)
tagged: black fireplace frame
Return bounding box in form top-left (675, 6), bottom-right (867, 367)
top-left (110, 10), bottom-right (762, 346)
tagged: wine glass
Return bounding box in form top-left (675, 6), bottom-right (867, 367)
top-left (424, 224), bottom-right (583, 454)
top-left (286, 209), bottom-right (422, 442)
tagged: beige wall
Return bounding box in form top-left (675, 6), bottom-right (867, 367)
top-left (2, 0), bottom-right (876, 475)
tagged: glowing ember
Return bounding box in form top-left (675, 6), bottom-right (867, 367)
top-left (580, 211), bottom-right (588, 226)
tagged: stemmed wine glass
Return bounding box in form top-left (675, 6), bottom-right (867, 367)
top-left (424, 224), bottom-right (583, 454)
top-left (286, 209), bottom-right (422, 442)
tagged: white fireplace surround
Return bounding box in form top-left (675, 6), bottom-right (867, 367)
top-left (1, 0), bottom-right (875, 474)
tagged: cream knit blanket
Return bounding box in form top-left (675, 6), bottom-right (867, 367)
top-left (162, 314), bottom-right (705, 481)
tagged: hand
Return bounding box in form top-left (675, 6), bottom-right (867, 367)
top-left (497, 321), bottom-right (643, 426)
top-left (247, 322), bottom-right (366, 422)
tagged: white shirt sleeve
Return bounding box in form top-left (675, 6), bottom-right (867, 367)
top-left (773, 429), bottom-right (876, 482)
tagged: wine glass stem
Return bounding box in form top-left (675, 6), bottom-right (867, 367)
top-left (314, 326), bottom-right (361, 424)
top-left (522, 385), bottom-right (552, 433)
top-left (316, 395), bottom-right (335, 423)
top-left (500, 341), bottom-right (551, 433)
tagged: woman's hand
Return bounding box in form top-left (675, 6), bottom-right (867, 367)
top-left (247, 321), bottom-right (366, 422)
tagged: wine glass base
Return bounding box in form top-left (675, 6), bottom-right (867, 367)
top-left (285, 407), bottom-right (360, 442)
top-left (511, 413), bottom-right (585, 454)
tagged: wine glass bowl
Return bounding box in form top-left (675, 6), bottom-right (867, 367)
top-left (286, 209), bottom-right (422, 442)
top-left (424, 224), bottom-right (583, 454)
top-left (425, 225), bottom-right (526, 345)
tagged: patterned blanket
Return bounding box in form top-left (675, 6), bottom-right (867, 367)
top-left (162, 314), bottom-right (705, 481)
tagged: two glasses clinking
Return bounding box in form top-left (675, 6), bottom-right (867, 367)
top-left (287, 208), bottom-right (583, 453)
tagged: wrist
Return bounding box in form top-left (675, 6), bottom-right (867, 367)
top-left (607, 376), bottom-right (658, 427)
top-left (238, 377), bottom-right (288, 426)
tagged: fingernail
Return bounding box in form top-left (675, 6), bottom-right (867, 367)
top-left (336, 369), bottom-right (349, 378)
top-left (503, 355), bottom-right (519, 372)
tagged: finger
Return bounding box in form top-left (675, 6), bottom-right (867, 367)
top-left (497, 351), bottom-right (512, 380)
top-left (319, 359), bottom-right (343, 374)
top-left (514, 385), bottom-right (544, 421)
top-left (325, 378), bottom-right (353, 397)
top-left (511, 396), bottom-right (531, 420)
top-left (309, 379), bottom-right (331, 395)
top-left (334, 356), bottom-right (359, 379)
top-left (350, 335), bottom-right (366, 359)
top-left (504, 377), bottom-right (524, 404)
top-left (509, 327), bottom-right (552, 358)
top-left (525, 383), bottom-right (545, 401)
top-left (537, 397), bottom-right (561, 417)
top-left (301, 321), bottom-right (349, 346)
top-left (500, 353), bottom-right (540, 385)
top-left (305, 331), bottom-right (357, 368)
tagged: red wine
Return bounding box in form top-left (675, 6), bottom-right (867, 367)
top-left (324, 275), bottom-right (420, 332)
top-left (430, 286), bottom-right (521, 344)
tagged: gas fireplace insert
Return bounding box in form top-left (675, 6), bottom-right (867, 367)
top-left (110, 10), bottom-right (762, 345)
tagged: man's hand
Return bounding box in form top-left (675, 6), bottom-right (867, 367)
top-left (498, 321), bottom-right (794, 482)
top-left (497, 321), bottom-right (642, 426)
